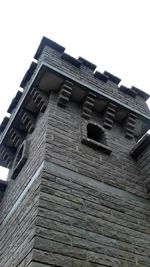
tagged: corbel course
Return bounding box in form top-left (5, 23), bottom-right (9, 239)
top-left (57, 80), bottom-right (73, 107)
top-left (19, 109), bottom-right (35, 134)
top-left (9, 127), bottom-right (24, 148)
top-left (125, 112), bottom-right (137, 139)
top-left (82, 92), bottom-right (96, 120)
top-left (103, 102), bottom-right (117, 130)
top-left (0, 144), bottom-right (14, 168)
top-left (30, 88), bottom-right (48, 113)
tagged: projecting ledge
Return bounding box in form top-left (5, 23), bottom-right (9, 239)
top-left (81, 138), bottom-right (112, 155)
top-left (130, 133), bottom-right (150, 159)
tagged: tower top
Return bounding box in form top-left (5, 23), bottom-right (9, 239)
top-left (0, 36), bottom-right (150, 168)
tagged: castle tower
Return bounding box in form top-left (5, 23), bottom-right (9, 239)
top-left (0, 37), bottom-right (150, 267)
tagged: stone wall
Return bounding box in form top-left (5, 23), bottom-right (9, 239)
top-left (0, 90), bottom-right (150, 267)
top-left (0, 106), bottom-right (48, 267)
top-left (0, 36), bottom-right (150, 267)
top-left (32, 93), bottom-right (150, 267)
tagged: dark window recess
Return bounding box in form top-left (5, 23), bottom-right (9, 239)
top-left (87, 123), bottom-right (104, 142)
top-left (81, 122), bottom-right (112, 154)
top-left (11, 140), bottom-right (30, 180)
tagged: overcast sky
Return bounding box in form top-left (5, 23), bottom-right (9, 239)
top-left (0, 0), bottom-right (150, 179)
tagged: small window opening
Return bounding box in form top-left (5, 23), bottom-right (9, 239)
top-left (81, 121), bottom-right (112, 154)
top-left (87, 123), bottom-right (104, 143)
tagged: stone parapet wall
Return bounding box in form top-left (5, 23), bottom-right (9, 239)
top-left (40, 43), bottom-right (150, 117)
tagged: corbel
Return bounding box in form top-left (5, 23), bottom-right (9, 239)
top-left (82, 92), bottom-right (96, 120)
top-left (103, 102), bottom-right (117, 130)
top-left (125, 112), bottom-right (137, 139)
top-left (30, 88), bottom-right (48, 113)
top-left (57, 80), bottom-right (73, 107)
top-left (19, 109), bottom-right (35, 134)
top-left (0, 144), bottom-right (14, 168)
top-left (9, 127), bottom-right (24, 148)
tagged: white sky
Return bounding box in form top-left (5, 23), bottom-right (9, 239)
top-left (0, 0), bottom-right (150, 179)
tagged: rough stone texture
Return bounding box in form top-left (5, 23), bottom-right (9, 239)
top-left (40, 45), bottom-right (150, 117)
top-left (0, 106), bottom-right (49, 266)
top-left (0, 37), bottom-right (150, 267)
top-left (26, 94), bottom-right (150, 267)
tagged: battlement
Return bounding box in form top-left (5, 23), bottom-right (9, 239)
top-left (0, 36), bottom-right (150, 171)
top-left (34, 37), bottom-right (149, 101)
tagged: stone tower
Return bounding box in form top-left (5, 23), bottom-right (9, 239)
top-left (0, 37), bottom-right (150, 267)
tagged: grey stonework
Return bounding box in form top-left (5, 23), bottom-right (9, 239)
top-left (0, 36), bottom-right (150, 266)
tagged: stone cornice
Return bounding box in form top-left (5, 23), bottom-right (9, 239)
top-left (34, 37), bottom-right (149, 102)
top-left (0, 37), bottom-right (150, 169)
top-left (1, 62), bottom-right (150, 146)
top-left (42, 63), bottom-right (150, 121)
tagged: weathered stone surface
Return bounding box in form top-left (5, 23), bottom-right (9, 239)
top-left (0, 37), bottom-right (150, 267)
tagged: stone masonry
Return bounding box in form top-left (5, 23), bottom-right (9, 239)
top-left (0, 37), bottom-right (150, 267)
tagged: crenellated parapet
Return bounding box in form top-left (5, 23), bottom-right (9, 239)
top-left (20, 61), bottom-right (37, 89)
top-left (35, 37), bottom-right (149, 115)
top-left (0, 117), bottom-right (9, 133)
top-left (7, 91), bottom-right (23, 114)
top-left (0, 36), bottom-right (150, 173)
